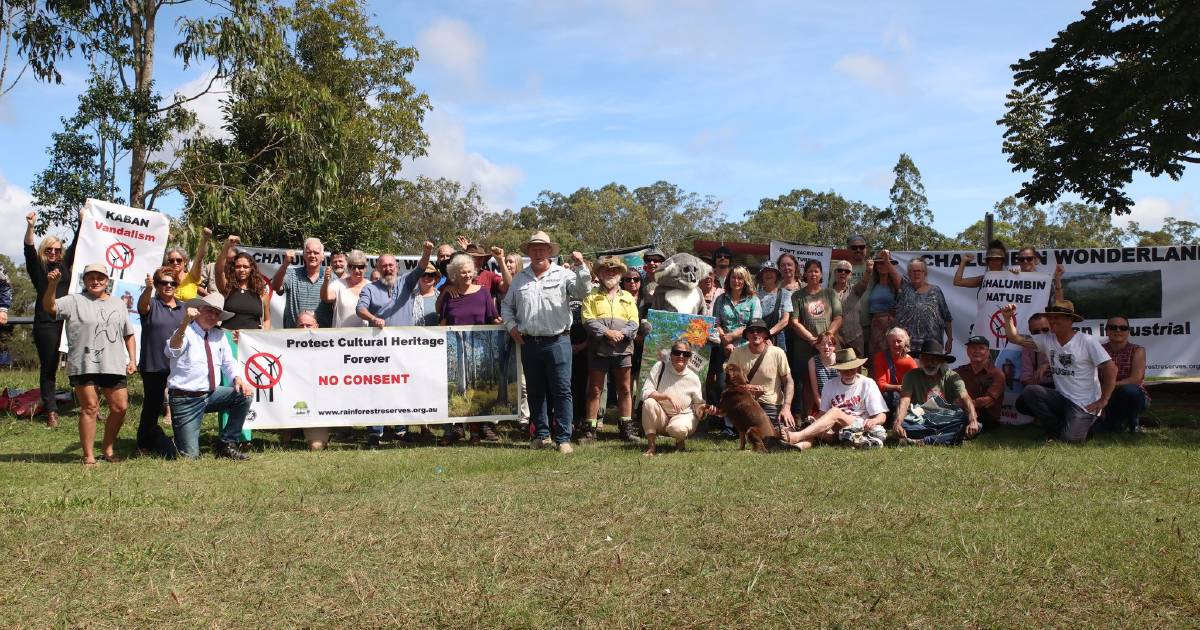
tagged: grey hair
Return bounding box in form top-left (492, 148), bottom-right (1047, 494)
top-left (885, 326), bottom-right (911, 350)
top-left (346, 249), bottom-right (367, 266)
top-left (303, 237), bottom-right (324, 253)
top-left (671, 340), bottom-right (691, 352)
top-left (296, 310), bottom-right (318, 325)
top-left (164, 246), bottom-right (187, 261)
top-left (446, 253), bottom-right (476, 280)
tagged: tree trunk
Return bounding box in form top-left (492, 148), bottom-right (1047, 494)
top-left (456, 331), bottom-right (467, 395)
top-left (127, 0), bottom-right (156, 208)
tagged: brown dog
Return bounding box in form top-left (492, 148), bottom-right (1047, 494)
top-left (718, 363), bottom-right (782, 453)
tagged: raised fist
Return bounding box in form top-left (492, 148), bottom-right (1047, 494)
top-left (26, 212), bottom-right (36, 226)
top-left (145, 273), bottom-right (154, 289)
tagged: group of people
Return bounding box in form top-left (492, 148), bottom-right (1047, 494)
top-left (14, 209), bottom-right (1151, 463)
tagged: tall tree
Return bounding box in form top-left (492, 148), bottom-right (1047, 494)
top-left (177, 0), bottom-right (430, 252)
top-left (388, 176), bottom-right (486, 251)
top-left (27, 0), bottom-right (276, 220)
top-left (1125, 217), bottom-right (1199, 246)
top-left (881, 153), bottom-right (934, 250)
top-left (1000, 0), bottom-right (1200, 214)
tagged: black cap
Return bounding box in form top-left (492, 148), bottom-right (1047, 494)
top-left (966, 335), bottom-right (990, 346)
top-left (743, 318), bottom-right (770, 336)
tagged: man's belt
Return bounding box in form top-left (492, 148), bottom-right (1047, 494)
top-left (522, 330), bottom-right (567, 341)
top-left (168, 388), bottom-right (209, 398)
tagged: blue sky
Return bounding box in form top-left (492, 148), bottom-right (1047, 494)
top-left (2, 0), bottom-right (1197, 260)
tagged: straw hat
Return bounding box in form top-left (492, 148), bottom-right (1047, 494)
top-left (829, 348), bottom-right (868, 370)
top-left (596, 255), bottom-right (628, 274)
top-left (184, 293), bottom-right (235, 321)
top-left (520, 231), bottom-right (561, 256)
top-left (1035, 300), bottom-right (1084, 323)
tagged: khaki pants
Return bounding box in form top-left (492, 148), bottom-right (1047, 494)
top-left (641, 399), bottom-right (703, 441)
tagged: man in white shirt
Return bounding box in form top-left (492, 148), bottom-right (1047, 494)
top-left (777, 348), bottom-right (888, 450)
top-left (166, 293), bottom-right (255, 459)
top-left (1001, 301), bottom-right (1115, 442)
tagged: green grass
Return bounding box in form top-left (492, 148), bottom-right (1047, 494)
top-left (1, 368), bottom-right (1198, 627)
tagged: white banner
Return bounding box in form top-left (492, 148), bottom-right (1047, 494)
top-left (768, 241), bottom-right (832, 273)
top-left (236, 324), bottom-right (521, 428)
top-left (64, 199), bottom-right (171, 357)
top-left (893, 245), bottom-right (1200, 378)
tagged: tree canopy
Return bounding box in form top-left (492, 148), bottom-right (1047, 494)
top-left (1000, 0), bottom-right (1200, 214)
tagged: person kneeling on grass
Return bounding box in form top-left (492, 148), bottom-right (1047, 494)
top-left (892, 340), bottom-right (981, 447)
top-left (641, 341), bottom-right (710, 455)
top-left (777, 348), bottom-right (888, 450)
top-left (165, 293), bottom-right (254, 460)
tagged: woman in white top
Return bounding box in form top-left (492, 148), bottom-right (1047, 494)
top-left (323, 249), bottom-right (370, 327)
top-left (641, 341), bottom-right (712, 455)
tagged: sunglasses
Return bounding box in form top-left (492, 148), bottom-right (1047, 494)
top-left (836, 269), bottom-right (851, 273)
top-left (1108, 325), bottom-right (1130, 331)
top-left (670, 349), bottom-right (693, 358)
top-left (166, 257), bottom-right (186, 264)
top-left (422, 272), bottom-right (439, 279)
top-left (1017, 256), bottom-right (1037, 262)
top-left (349, 264), bottom-right (367, 270)
top-left (850, 245), bottom-right (867, 251)
top-left (622, 277), bottom-right (641, 282)
top-left (1031, 327), bottom-right (1050, 334)
top-left (156, 280), bottom-right (178, 287)
top-left (45, 247), bottom-right (63, 253)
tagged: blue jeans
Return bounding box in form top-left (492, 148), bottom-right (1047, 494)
top-left (1102, 383), bottom-right (1147, 431)
top-left (521, 334), bottom-right (573, 444)
top-left (169, 387), bottom-right (251, 458)
top-left (900, 411), bottom-right (969, 446)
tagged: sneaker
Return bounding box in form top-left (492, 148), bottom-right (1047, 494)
top-left (530, 437), bottom-right (548, 450)
top-left (867, 425), bottom-right (887, 441)
top-left (860, 436), bottom-right (884, 450)
top-left (899, 437), bottom-right (925, 447)
top-left (479, 424), bottom-right (500, 442)
top-left (557, 442), bottom-right (574, 454)
top-left (838, 427), bottom-right (858, 443)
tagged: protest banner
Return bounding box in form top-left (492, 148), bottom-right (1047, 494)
top-left (236, 324), bottom-right (519, 428)
top-left (769, 240), bottom-right (832, 276)
top-left (893, 246), bottom-right (1200, 423)
top-left (971, 271), bottom-right (1053, 349)
top-left (637, 309), bottom-right (716, 393)
top-left (63, 199), bottom-right (171, 356)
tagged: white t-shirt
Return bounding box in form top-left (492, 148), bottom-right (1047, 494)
top-left (819, 374), bottom-right (887, 419)
top-left (1032, 331), bottom-right (1111, 409)
top-left (328, 278), bottom-right (368, 328)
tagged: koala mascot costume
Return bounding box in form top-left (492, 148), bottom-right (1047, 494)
top-left (649, 253), bottom-right (712, 315)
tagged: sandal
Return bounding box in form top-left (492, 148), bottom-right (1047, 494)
top-left (776, 426), bottom-right (804, 448)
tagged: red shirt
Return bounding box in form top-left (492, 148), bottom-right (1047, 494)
top-left (873, 351), bottom-right (917, 390)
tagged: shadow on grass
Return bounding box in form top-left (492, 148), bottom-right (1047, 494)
top-left (0, 435), bottom-right (140, 463)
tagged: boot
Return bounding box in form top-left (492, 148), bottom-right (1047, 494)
top-left (618, 419), bottom-right (639, 442)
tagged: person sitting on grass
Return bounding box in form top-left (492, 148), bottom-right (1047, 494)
top-left (892, 340), bottom-right (981, 447)
top-left (954, 335), bottom-right (1006, 431)
top-left (165, 293), bottom-right (255, 460)
top-left (641, 341), bottom-right (709, 456)
top-left (777, 348), bottom-right (887, 450)
top-left (1000, 301), bottom-right (1115, 443)
top-left (1100, 315), bottom-right (1149, 433)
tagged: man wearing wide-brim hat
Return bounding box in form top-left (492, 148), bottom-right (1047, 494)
top-left (725, 318), bottom-right (794, 429)
top-left (777, 347), bottom-right (888, 450)
top-left (890, 339), bottom-right (980, 447)
top-left (165, 292), bottom-right (255, 460)
top-left (1000, 300), bottom-right (1116, 443)
top-left (580, 256), bottom-right (641, 443)
top-left (501, 231), bottom-right (593, 453)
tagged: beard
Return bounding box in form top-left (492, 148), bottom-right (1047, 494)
top-left (380, 273), bottom-right (397, 289)
top-left (602, 276), bottom-right (620, 290)
top-left (921, 364), bottom-right (943, 376)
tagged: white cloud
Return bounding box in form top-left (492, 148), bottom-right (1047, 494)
top-left (407, 109), bottom-right (524, 210)
top-left (1120, 195), bottom-right (1196, 231)
top-left (148, 71), bottom-right (231, 167)
top-left (832, 52), bottom-right (907, 95)
top-left (418, 18), bottom-right (486, 93)
top-left (0, 173), bottom-right (36, 262)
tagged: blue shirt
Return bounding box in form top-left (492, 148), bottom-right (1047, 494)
top-left (356, 269), bottom-right (423, 326)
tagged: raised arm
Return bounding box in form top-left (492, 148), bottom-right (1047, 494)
top-left (137, 273), bottom-right (154, 316)
top-left (24, 211), bottom-right (36, 246)
top-left (271, 249), bottom-right (295, 294)
top-left (187, 227), bottom-right (212, 284)
top-left (42, 269), bottom-right (62, 317)
top-left (491, 246), bottom-right (511, 293)
top-left (1000, 304), bottom-right (1035, 349)
top-left (1053, 264), bottom-right (1065, 303)
top-left (953, 253), bottom-right (983, 288)
top-left (214, 235), bottom-right (239, 295)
